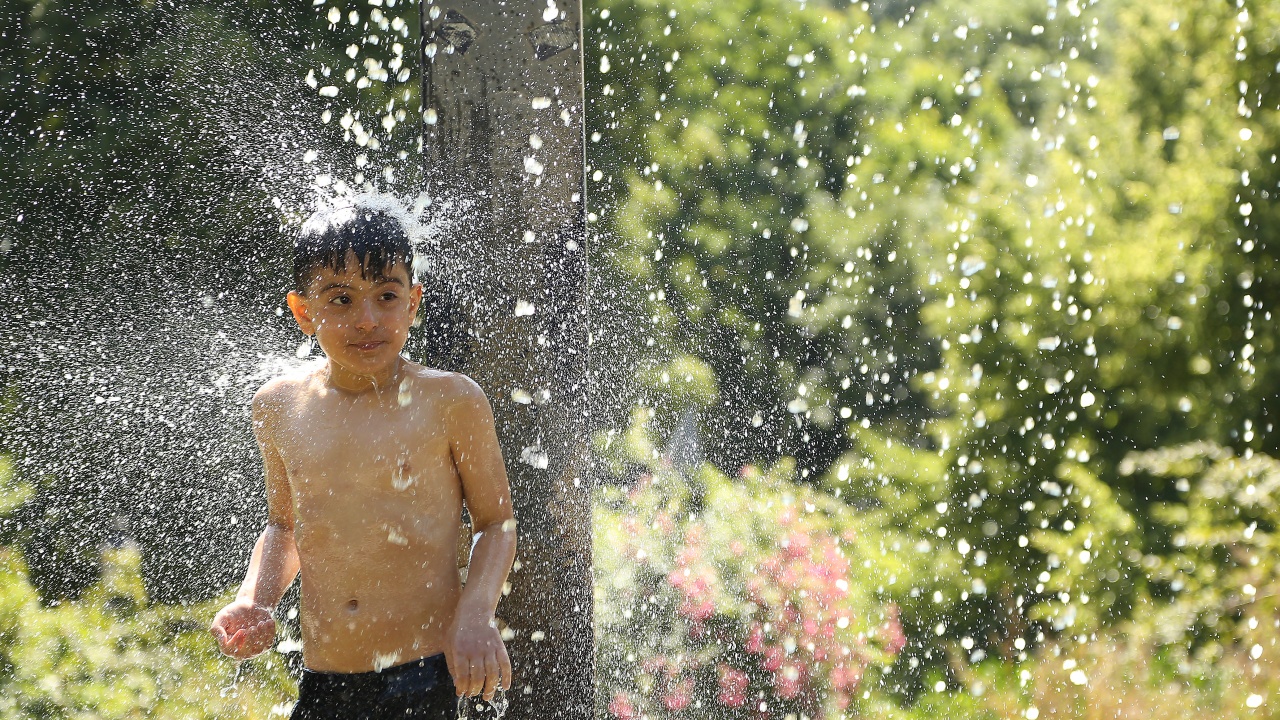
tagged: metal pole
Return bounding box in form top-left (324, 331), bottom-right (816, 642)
top-left (420, 2), bottom-right (592, 718)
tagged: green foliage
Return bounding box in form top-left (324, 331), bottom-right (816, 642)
top-left (588, 0), bottom-right (1280, 693)
top-left (0, 545), bottom-right (294, 719)
top-left (1122, 443), bottom-right (1280, 648)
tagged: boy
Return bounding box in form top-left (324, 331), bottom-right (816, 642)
top-left (209, 204), bottom-right (516, 719)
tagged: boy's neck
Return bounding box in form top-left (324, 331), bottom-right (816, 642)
top-left (323, 356), bottom-right (406, 396)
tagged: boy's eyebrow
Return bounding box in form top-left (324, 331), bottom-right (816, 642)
top-left (315, 277), bottom-right (405, 294)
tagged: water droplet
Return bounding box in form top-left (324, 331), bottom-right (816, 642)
top-left (519, 445), bottom-right (549, 469)
top-left (373, 651), bottom-right (401, 672)
top-left (960, 256), bottom-right (986, 276)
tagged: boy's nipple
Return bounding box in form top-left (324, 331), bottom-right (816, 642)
top-left (392, 457), bottom-right (415, 491)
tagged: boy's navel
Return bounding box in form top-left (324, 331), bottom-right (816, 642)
top-left (347, 599), bottom-right (359, 612)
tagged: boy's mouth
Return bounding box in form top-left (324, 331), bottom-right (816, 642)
top-left (351, 341), bottom-right (386, 351)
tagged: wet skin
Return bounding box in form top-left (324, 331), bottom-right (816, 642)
top-left (209, 253), bottom-right (516, 701)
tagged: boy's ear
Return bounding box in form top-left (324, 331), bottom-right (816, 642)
top-left (286, 291), bottom-right (316, 336)
top-left (409, 282), bottom-right (423, 317)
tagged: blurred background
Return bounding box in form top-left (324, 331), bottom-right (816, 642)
top-left (1, 0), bottom-right (1278, 718)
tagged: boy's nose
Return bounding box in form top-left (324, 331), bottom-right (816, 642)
top-left (354, 300), bottom-right (379, 330)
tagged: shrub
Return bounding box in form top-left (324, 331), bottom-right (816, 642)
top-left (0, 544), bottom-right (294, 719)
top-left (595, 416), bottom-right (905, 719)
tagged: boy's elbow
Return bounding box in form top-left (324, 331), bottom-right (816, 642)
top-left (264, 521), bottom-right (296, 538)
top-left (479, 517), bottom-right (518, 546)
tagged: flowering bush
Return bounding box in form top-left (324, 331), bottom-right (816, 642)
top-left (595, 432), bottom-right (904, 719)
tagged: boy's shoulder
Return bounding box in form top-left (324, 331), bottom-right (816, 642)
top-left (251, 361), bottom-right (323, 416)
top-left (402, 362), bottom-right (486, 402)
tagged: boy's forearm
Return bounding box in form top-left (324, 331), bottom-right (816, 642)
top-left (457, 520), bottom-right (517, 621)
top-left (235, 523), bottom-right (301, 611)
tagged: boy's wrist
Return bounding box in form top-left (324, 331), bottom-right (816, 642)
top-left (235, 594), bottom-right (275, 613)
top-left (455, 604), bottom-right (497, 625)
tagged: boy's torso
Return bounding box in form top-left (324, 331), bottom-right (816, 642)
top-left (269, 361), bottom-right (466, 673)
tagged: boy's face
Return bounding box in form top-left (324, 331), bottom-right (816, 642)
top-left (286, 251), bottom-right (422, 378)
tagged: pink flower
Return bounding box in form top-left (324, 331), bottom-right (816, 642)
top-left (690, 574), bottom-right (712, 598)
top-left (832, 661), bottom-right (864, 692)
top-left (774, 664), bottom-right (803, 699)
top-left (778, 507), bottom-right (798, 527)
top-left (685, 523), bottom-right (705, 545)
top-left (718, 665), bottom-right (750, 708)
top-left (746, 623), bottom-right (765, 653)
top-left (608, 692), bottom-right (637, 720)
top-left (785, 529), bottom-right (811, 558)
top-left (654, 512), bottom-right (675, 535)
top-left (881, 604), bottom-right (907, 655)
top-left (762, 646), bottom-right (784, 671)
top-left (783, 604), bottom-right (800, 625)
top-left (718, 687), bottom-right (747, 707)
top-left (679, 597), bottom-right (715, 622)
top-left (662, 678), bottom-right (693, 711)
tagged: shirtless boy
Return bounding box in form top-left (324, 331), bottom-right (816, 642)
top-left (209, 205), bottom-right (516, 719)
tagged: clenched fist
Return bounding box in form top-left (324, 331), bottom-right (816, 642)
top-left (210, 600), bottom-right (276, 660)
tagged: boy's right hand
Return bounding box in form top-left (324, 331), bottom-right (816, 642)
top-left (210, 600), bottom-right (276, 660)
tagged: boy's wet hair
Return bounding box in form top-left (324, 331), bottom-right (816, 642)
top-left (293, 205), bottom-right (415, 293)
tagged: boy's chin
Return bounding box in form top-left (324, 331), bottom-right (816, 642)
top-left (328, 346), bottom-right (407, 372)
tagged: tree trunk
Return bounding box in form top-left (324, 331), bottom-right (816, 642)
top-left (420, 2), bottom-right (593, 718)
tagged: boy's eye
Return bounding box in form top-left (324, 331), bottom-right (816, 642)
top-left (330, 295), bottom-right (350, 305)
top-left (381, 292), bottom-right (398, 301)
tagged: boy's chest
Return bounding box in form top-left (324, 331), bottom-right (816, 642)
top-left (274, 397), bottom-right (457, 505)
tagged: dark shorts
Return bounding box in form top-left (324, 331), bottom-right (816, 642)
top-left (290, 653), bottom-right (457, 720)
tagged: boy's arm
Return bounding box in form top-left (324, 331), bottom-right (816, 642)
top-left (211, 384), bottom-right (301, 659)
top-left (236, 386), bottom-right (301, 610)
top-left (446, 374), bottom-right (517, 697)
